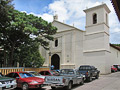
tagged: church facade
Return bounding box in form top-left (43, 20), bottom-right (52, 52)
top-left (40, 4), bottom-right (120, 74)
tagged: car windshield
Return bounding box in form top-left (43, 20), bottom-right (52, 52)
top-left (60, 69), bottom-right (74, 74)
top-left (19, 73), bottom-right (34, 78)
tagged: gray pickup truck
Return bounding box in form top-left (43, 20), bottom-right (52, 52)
top-left (78, 65), bottom-right (100, 82)
top-left (44, 69), bottom-right (85, 90)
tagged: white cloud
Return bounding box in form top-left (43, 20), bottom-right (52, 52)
top-left (49, 0), bottom-right (69, 22)
top-left (21, 11), bottom-right (53, 22)
top-left (112, 28), bottom-right (120, 33)
top-left (39, 14), bottom-right (53, 22)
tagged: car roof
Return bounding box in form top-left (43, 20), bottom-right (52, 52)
top-left (80, 65), bottom-right (91, 67)
top-left (60, 69), bottom-right (76, 71)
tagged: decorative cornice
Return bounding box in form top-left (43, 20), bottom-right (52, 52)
top-left (85, 22), bottom-right (109, 28)
top-left (84, 3), bottom-right (111, 13)
top-left (52, 20), bottom-right (84, 32)
top-left (83, 49), bottom-right (111, 53)
top-left (61, 64), bottom-right (75, 66)
top-left (85, 31), bottom-right (109, 36)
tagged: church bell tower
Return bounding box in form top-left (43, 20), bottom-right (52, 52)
top-left (83, 3), bottom-right (111, 74)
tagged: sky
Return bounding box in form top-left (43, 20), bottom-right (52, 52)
top-left (12, 0), bottom-right (120, 44)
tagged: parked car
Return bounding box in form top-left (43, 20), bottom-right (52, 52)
top-left (111, 66), bottom-right (117, 72)
top-left (113, 65), bottom-right (120, 71)
top-left (44, 69), bottom-right (85, 90)
top-left (6, 72), bottom-right (44, 90)
top-left (0, 72), bottom-right (17, 90)
top-left (78, 65), bottom-right (100, 82)
top-left (39, 70), bottom-right (59, 76)
top-left (25, 71), bottom-right (45, 79)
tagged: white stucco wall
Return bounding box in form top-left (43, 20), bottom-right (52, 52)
top-left (109, 46), bottom-right (120, 65)
top-left (74, 30), bottom-right (84, 68)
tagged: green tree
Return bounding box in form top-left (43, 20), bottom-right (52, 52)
top-left (0, 0), bottom-right (14, 66)
top-left (14, 40), bottom-right (45, 67)
top-left (0, 0), bottom-right (57, 67)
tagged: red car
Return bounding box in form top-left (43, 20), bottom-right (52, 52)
top-left (6, 72), bottom-right (44, 90)
top-left (39, 70), bottom-right (59, 76)
top-left (111, 66), bottom-right (117, 72)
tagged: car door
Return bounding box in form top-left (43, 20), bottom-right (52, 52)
top-left (76, 71), bottom-right (82, 84)
top-left (68, 70), bottom-right (77, 84)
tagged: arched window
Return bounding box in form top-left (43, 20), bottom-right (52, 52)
top-left (93, 13), bottom-right (97, 24)
top-left (55, 39), bottom-right (58, 47)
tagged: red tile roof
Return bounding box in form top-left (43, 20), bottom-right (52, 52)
top-left (110, 44), bottom-right (120, 51)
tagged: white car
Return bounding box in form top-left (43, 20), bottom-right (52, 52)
top-left (0, 72), bottom-right (17, 90)
top-left (25, 71), bottom-right (45, 79)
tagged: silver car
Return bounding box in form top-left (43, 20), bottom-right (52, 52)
top-left (0, 73), bottom-right (17, 90)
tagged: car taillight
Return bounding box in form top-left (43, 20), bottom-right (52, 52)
top-left (63, 78), bottom-right (66, 83)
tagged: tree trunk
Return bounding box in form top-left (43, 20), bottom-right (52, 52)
top-left (3, 46), bottom-right (6, 67)
top-left (9, 44), bottom-right (15, 67)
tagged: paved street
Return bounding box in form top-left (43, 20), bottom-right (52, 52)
top-left (14, 72), bottom-right (120, 90)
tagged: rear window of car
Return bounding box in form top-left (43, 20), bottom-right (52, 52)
top-left (60, 69), bottom-right (74, 74)
top-left (39, 71), bottom-right (44, 75)
top-left (79, 66), bottom-right (91, 70)
top-left (19, 73), bottom-right (34, 78)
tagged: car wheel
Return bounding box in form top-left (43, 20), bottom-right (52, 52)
top-left (95, 74), bottom-right (99, 79)
top-left (66, 81), bottom-right (72, 90)
top-left (39, 85), bottom-right (42, 89)
top-left (22, 83), bottom-right (29, 90)
top-left (51, 86), bottom-right (56, 89)
top-left (80, 79), bottom-right (84, 85)
top-left (88, 76), bottom-right (92, 82)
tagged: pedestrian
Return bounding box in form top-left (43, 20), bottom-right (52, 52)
top-left (51, 65), bottom-right (54, 70)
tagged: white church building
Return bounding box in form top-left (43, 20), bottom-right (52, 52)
top-left (40, 3), bottom-right (120, 74)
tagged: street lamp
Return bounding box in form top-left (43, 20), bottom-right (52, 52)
top-left (49, 51), bottom-right (51, 70)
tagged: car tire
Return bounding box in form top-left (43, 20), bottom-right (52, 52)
top-left (95, 73), bottom-right (99, 79)
top-left (39, 85), bottom-right (42, 89)
top-left (51, 86), bottom-right (56, 89)
top-left (88, 76), bottom-right (92, 82)
top-left (80, 79), bottom-right (84, 85)
top-left (66, 81), bottom-right (72, 90)
top-left (22, 83), bottom-right (29, 90)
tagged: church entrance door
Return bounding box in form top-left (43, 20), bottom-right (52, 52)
top-left (51, 54), bottom-right (60, 70)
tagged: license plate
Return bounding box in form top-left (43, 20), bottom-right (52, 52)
top-left (6, 85), bottom-right (11, 88)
